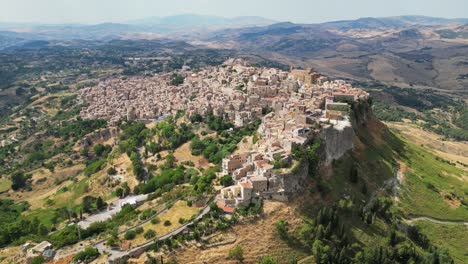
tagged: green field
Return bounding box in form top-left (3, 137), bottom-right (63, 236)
top-left (415, 221), bottom-right (468, 264)
top-left (398, 140), bottom-right (468, 221)
top-left (0, 179), bottom-right (11, 193)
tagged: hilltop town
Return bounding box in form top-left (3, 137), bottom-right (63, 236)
top-left (80, 58), bottom-right (369, 212)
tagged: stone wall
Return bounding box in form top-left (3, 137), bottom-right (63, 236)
top-left (321, 124), bottom-right (355, 165)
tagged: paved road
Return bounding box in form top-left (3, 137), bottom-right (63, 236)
top-left (78, 194), bottom-right (148, 229)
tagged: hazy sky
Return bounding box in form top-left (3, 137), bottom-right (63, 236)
top-left (1, 0), bottom-right (467, 24)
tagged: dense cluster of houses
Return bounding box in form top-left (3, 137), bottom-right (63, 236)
top-left (80, 58), bottom-right (368, 212)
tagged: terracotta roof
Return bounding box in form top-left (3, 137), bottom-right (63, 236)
top-left (121, 241), bottom-right (132, 251)
top-left (240, 182), bottom-right (252, 189)
top-left (216, 201), bottom-right (235, 213)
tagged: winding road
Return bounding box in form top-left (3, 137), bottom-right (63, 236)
top-left (404, 215), bottom-right (468, 226)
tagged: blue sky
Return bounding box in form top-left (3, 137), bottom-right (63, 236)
top-left (1, 0), bottom-right (467, 24)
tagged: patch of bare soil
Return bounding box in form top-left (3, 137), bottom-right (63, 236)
top-left (112, 153), bottom-right (139, 190)
top-left (0, 246), bottom-right (20, 264)
top-left (172, 201), bottom-right (307, 264)
top-left (440, 191), bottom-right (462, 209)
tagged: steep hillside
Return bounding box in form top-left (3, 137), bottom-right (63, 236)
top-left (167, 102), bottom-right (465, 264)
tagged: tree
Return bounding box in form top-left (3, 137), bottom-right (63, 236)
top-left (38, 224), bottom-right (49, 236)
top-left (124, 230), bottom-right (136, 240)
top-left (115, 187), bottom-right (123, 198)
top-left (275, 218), bottom-right (289, 240)
top-left (144, 229), bottom-right (157, 239)
top-left (107, 167), bottom-right (117, 175)
top-left (163, 153), bottom-right (176, 169)
top-left (170, 73), bottom-right (185, 86)
top-left (220, 175), bottom-right (234, 187)
top-left (10, 172), bottom-right (30, 190)
top-left (107, 237), bottom-right (117, 247)
top-left (96, 197), bottom-right (105, 210)
top-left (228, 245), bottom-right (244, 262)
top-left (82, 196), bottom-right (95, 213)
top-left (349, 164), bottom-right (358, 183)
top-left (122, 182), bottom-right (131, 196)
top-left (93, 144), bottom-right (106, 157)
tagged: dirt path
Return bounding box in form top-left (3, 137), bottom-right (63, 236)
top-left (404, 215), bottom-right (468, 226)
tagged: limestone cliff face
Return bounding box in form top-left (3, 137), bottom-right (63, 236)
top-left (320, 99), bottom-right (372, 165)
top-left (321, 122), bottom-right (355, 165)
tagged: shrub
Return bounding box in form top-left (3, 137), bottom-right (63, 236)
top-left (135, 227), bottom-right (144, 234)
top-left (151, 217), bottom-right (161, 225)
top-left (144, 229), bottom-right (157, 239)
top-left (107, 167), bottom-right (117, 175)
top-left (228, 245), bottom-right (244, 262)
top-left (275, 218), bottom-right (289, 240)
top-left (73, 247), bottom-right (99, 262)
top-left (140, 209), bottom-right (155, 220)
top-left (107, 237), bottom-right (117, 247)
top-left (163, 220), bottom-right (172, 226)
top-left (124, 230), bottom-right (136, 240)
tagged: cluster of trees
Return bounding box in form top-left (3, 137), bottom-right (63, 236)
top-left (136, 166), bottom-right (186, 194)
top-left (124, 227), bottom-right (144, 240)
top-left (190, 136), bottom-right (235, 164)
top-left (115, 182), bottom-right (131, 198)
top-left (82, 144), bottom-right (113, 176)
top-left (190, 118), bottom-right (261, 164)
top-left (10, 171), bottom-right (32, 190)
top-left (136, 164), bottom-right (218, 197)
top-left (191, 169), bottom-right (217, 195)
top-left (0, 200), bottom-right (49, 247)
top-left (53, 118), bottom-right (107, 141)
top-left (219, 175), bottom-right (234, 187)
top-left (73, 247), bottom-right (99, 262)
top-left (92, 143), bottom-right (112, 157)
top-left (152, 118), bottom-right (195, 151)
top-left (81, 195), bottom-right (106, 213)
top-left (130, 151), bottom-right (145, 181)
top-left (83, 159), bottom-right (106, 176)
top-left (118, 121), bottom-right (149, 154)
top-left (291, 139), bottom-right (322, 177)
top-left (373, 102), bottom-right (418, 122)
top-left (272, 153), bottom-right (291, 169)
top-left (170, 73), bottom-right (185, 86)
top-left (204, 112), bottom-right (234, 132)
top-left (49, 204), bottom-right (139, 248)
top-left (275, 198), bottom-right (454, 264)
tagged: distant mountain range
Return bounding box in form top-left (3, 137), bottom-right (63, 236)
top-left (0, 15), bottom-right (467, 51)
top-left (126, 14), bottom-right (276, 28)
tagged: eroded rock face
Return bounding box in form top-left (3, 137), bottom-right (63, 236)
top-left (321, 122), bottom-right (355, 164)
top-left (81, 127), bottom-right (119, 147)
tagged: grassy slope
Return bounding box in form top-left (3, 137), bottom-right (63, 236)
top-left (397, 139), bottom-right (467, 220)
top-left (415, 221), bottom-right (468, 264)
top-left (329, 114), bottom-right (467, 262)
